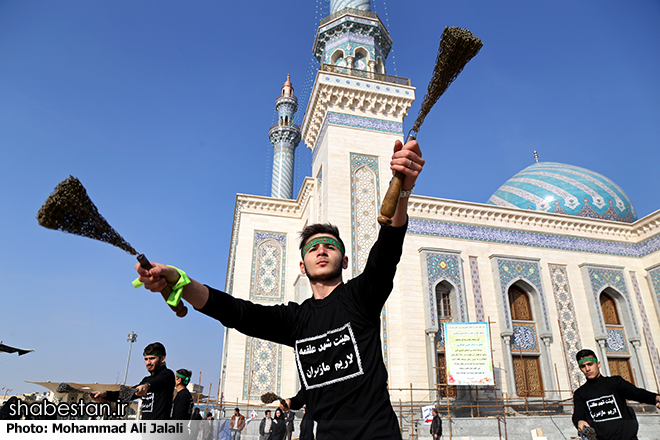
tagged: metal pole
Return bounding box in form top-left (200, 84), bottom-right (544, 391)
top-left (123, 331), bottom-right (137, 385)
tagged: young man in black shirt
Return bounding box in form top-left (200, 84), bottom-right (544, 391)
top-left (171, 368), bottom-right (194, 420)
top-left (572, 349), bottom-right (660, 440)
top-left (93, 342), bottom-right (175, 420)
top-left (135, 139), bottom-right (424, 439)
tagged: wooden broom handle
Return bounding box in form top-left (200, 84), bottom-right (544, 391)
top-left (377, 132), bottom-right (416, 227)
top-left (137, 254), bottom-right (188, 317)
top-left (377, 171), bottom-right (405, 227)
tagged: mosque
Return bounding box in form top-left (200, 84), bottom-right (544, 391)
top-left (218, 0), bottom-right (660, 410)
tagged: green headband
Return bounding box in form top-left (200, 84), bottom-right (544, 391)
top-left (176, 373), bottom-right (190, 383)
top-left (578, 356), bottom-right (598, 366)
top-left (302, 236), bottom-right (344, 258)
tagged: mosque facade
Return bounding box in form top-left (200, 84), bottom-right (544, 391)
top-left (218, 1), bottom-right (660, 406)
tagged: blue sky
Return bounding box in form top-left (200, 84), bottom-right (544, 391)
top-left (1, 0), bottom-right (658, 396)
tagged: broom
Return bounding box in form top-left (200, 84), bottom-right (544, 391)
top-left (377, 26), bottom-right (483, 226)
top-left (56, 382), bottom-right (136, 403)
top-left (36, 176), bottom-right (188, 317)
top-left (261, 392), bottom-right (289, 410)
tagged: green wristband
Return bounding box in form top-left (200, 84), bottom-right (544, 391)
top-left (132, 266), bottom-right (191, 307)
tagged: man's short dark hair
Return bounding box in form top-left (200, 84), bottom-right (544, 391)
top-left (143, 342), bottom-right (166, 357)
top-left (265, 410), bottom-right (271, 415)
top-left (234, 407), bottom-right (240, 413)
top-left (299, 223), bottom-right (344, 254)
top-left (176, 369), bottom-right (192, 385)
top-left (576, 349), bottom-right (597, 362)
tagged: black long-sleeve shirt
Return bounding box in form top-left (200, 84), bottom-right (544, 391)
top-left (106, 365), bottom-right (175, 420)
top-left (573, 374), bottom-right (658, 440)
top-left (171, 386), bottom-right (193, 420)
top-left (198, 222), bottom-right (408, 440)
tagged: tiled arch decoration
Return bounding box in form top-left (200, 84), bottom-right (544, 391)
top-left (648, 264), bottom-right (660, 316)
top-left (349, 153), bottom-right (389, 371)
top-left (243, 337), bottom-right (282, 400)
top-left (250, 231), bottom-right (287, 302)
top-left (585, 266), bottom-right (640, 337)
top-left (423, 251), bottom-right (469, 327)
top-left (350, 153), bottom-right (381, 277)
top-left (548, 264), bottom-right (583, 391)
top-left (495, 258), bottom-right (551, 334)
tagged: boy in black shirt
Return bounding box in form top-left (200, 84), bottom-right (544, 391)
top-left (93, 342), bottom-right (175, 420)
top-left (134, 139), bottom-right (424, 439)
top-left (172, 368), bottom-right (194, 420)
top-left (572, 349), bottom-right (660, 440)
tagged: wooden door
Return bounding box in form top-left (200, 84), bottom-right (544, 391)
top-left (513, 356), bottom-right (544, 397)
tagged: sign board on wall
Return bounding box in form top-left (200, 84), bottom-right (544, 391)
top-left (444, 322), bottom-right (494, 386)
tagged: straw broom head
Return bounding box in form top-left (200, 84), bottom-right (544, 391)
top-left (36, 176), bottom-right (137, 255)
top-left (410, 26), bottom-right (483, 135)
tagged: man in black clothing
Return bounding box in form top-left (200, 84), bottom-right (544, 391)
top-left (572, 349), bottom-right (660, 440)
top-left (430, 408), bottom-right (442, 439)
top-left (172, 368), bottom-right (194, 420)
top-left (135, 139), bottom-right (424, 439)
top-left (93, 342), bottom-right (175, 420)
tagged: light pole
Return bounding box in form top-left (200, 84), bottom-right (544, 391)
top-left (123, 332), bottom-right (138, 385)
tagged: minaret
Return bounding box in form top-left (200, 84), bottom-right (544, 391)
top-left (313, 0), bottom-right (391, 74)
top-left (269, 74), bottom-right (302, 199)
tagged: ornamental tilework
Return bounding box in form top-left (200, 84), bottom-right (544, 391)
top-left (311, 112), bottom-right (403, 162)
top-left (511, 323), bottom-right (539, 352)
top-left (328, 112), bottom-right (403, 135)
top-left (324, 33), bottom-right (381, 60)
top-left (225, 202), bottom-right (243, 295)
top-left (350, 154), bottom-right (380, 277)
top-left (605, 326), bottom-right (629, 355)
top-left (425, 252), bottom-right (467, 325)
top-left (469, 257), bottom-right (485, 322)
top-left (496, 258), bottom-right (550, 333)
top-left (629, 271), bottom-right (660, 383)
top-left (408, 218), bottom-right (660, 258)
top-left (250, 231), bottom-right (287, 302)
top-left (243, 337), bottom-right (281, 400)
top-left (349, 153), bottom-right (388, 371)
top-left (586, 267), bottom-right (639, 336)
top-left (548, 264), bottom-right (583, 391)
top-left (648, 266), bottom-right (660, 313)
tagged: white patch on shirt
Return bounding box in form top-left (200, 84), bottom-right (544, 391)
top-left (141, 393), bottom-right (154, 413)
top-left (587, 394), bottom-right (622, 422)
top-left (295, 322), bottom-right (364, 389)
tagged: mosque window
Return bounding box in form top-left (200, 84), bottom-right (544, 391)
top-left (600, 290), bottom-right (634, 385)
top-left (436, 282), bottom-right (452, 319)
top-left (509, 286), bottom-right (532, 321)
top-left (600, 293), bottom-right (620, 325)
top-left (435, 281), bottom-right (456, 398)
top-left (353, 49), bottom-right (367, 70)
top-left (331, 50), bottom-right (345, 67)
top-left (508, 284), bottom-right (544, 397)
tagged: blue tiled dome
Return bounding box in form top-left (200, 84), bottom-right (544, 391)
top-left (487, 162), bottom-right (637, 223)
